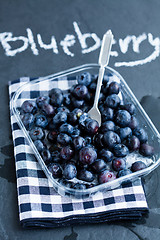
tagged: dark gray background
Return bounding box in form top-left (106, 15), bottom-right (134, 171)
top-left (0, 0), bottom-right (160, 239)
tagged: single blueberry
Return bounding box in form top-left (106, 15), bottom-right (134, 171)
top-left (34, 140), bottom-right (45, 152)
top-left (21, 100), bottom-right (37, 113)
top-left (60, 146), bottom-right (74, 161)
top-left (79, 146), bottom-right (97, 165)
top-left (94, 133), bottom-right (104, 149)
top-left (117, 169), bottom-right (132, 178)
top-left (35, 114), bottom-right (48, 128)
top-left (71, 96), bottom-right (84, 108)
top-left (52, 111), bottom-right (68, 126)
top-left (117, 127), bottom-right (132, 141)
top-left (131, 161), bottom-right (147, 172)
top-left (57, 106), bottom-right (70, 114)
top-left (133, 128), bottom-right (148, 143)
top-left (91, 159), bottom-right (107, 173)
top-left (123, 103), bottom-right (135, 115)
top-left (49, 88), bottom-right (64, 107)
top-left (115, 110), bottom-right (131, 127)
top-left (36, 96), bottom-right (50, 108)
top-left (105, 94), bottom-right (120, 109)
top-left (99, 149), bottom-right (114, 162)
top-left (85, 119), bottom-right (99, 135)
top-left (103, 131), bottom-right (121, 149)
top-left (29, 127), bottom-right (45, 141)
top-left (47, 131), bottom-right (58, 143)
top-left (73, 183), bottom-right (87, 190)
top-left (113, 144), bottom-right (129, 157)
top-left (59, 123), bottom-right (74, 135)
top-left (73, 136), bottom-right (85, 150)
top-left (63, 163), bottom-right (77, 180)
top-left (98, 170), bottom-right (116, 183)
top-left (77, 72), bottom-right (92, 86)
top-left (129, 116), bottom-right (139, 129)
top-left (100, 121), bottom-right (115, 133)
top-left (73, 84), bottom-right (88, 99)
top-left (22, 113), bottom-right (34, 130)
top-left (63, 93), bottom-right (71, 106)
top-left (126, 135), bottom-right (140, 151)
top-left (48, 163), bottom-right (62, 178)
top-left (112, 158), bottom-right (126, 171)
top-left (108, 82), bottom-right (120, 95)
top-left (71, 127), bottom-right (81, 138)
top-left (57, 133), bottom-right (72, 146)
top-left (42, 103), bottom-right (55, 117)
top-left (139, 143), bottom-right (154, 157)
top-left (101, 107), bottom-right (114, 122)
top-left (78, 169), bottom-right (94, 182)
top-left (41, 149), bottom-right (52, 164)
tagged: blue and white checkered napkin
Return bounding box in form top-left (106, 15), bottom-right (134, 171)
top-left (9, 76), bottom-right (148, 228)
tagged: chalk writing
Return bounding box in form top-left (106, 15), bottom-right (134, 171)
top-left (0, 21), bottom-right (159, 67)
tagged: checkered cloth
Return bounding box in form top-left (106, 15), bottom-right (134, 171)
top-left (9, 76), bottom-right (148, 228)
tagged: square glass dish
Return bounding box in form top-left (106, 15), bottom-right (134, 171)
top-left (11, 64), bottom-right (160, 198)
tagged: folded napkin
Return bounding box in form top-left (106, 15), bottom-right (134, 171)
top-left (9, 76), bottom-right (148, 228)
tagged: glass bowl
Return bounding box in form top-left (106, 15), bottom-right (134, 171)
top-left (11, 64), bottom-right (160, 198)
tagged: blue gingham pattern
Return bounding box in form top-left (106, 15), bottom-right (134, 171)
top-left (9, 76), bottom-right (148, 228)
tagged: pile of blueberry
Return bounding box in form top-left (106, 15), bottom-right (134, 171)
top-left (20, 72), bottom-right (154, 190)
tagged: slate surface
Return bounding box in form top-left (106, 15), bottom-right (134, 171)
top-left (0, 0), bottom-right (160, 239)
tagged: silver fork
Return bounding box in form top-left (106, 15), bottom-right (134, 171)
top-left (88, 30), bottom-right (113, 126)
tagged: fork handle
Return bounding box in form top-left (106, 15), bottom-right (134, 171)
top-left (93, 66), bottom-right (105, 108)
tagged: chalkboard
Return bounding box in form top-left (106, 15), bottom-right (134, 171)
top-left (0, 0), bottom-right (160, 239)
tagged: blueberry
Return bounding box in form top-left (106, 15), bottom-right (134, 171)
top-left (78, 169), bottom-right (94, 182)
top-left (91, 159), bottom-right (107, 173)
top-left (71, 96), bottom-right (84, 108)
top-left (47, 131), bottom-right (58, 143)
top-left (59, 179), bottom-right (73, 188)
top-left (41, 149), bottom-right (52, 164)
top-left (73, 183), bottom-right (87, 190)
top-left (84, 136), bottom-right (92, 146)
top-left (105, 94), bottom-right (120, 109)
top-left (139, 143), bottom-right (154, 157)
top-left (129, 116), bottom-right (139, 129)
top-left (126, 135), bottom-right (140, 151)
top-left (89, 82), bottom-right (97, 92)
top-left (42, 103), bottom-right (55, 117)
top-left (115, 110), bottom-right (131, 127)
top-left (98, 170), bottom-right (116, 183)
top-left (101, 107), bottom-right (114, 121)
top-left (94, 133), bottom-right (104, 148)
top-left (131, 161), bottom-right (147, 172)
top-left (77, 72), bottom-right (92, 86)
top-left (103, 131), bottom-right (121, 149)
top-left (51, 150), bottom-right (61, 163)
top-left (99, 149), bottom-right (114, 162)
top-left (59, 123), bottom-right (74, 135)
top-left (79, 113), bottom-right (89, 129)
top-left (108, 82), bottom-right (120, 95)
top-left (49, 88), bottom-right (64, 107)
top-left (36, 96), bottom-right (50, 108)
top-left (34, 140), bottom-right (45, 152)
top-left (29, 127), bottom-right (45, 141)
top-left (22, 113), bottom-right (34, 130)
top-left (73, 136), bottom-right (85, 150)
top-left (113, 144), bottom-right (129, 157)
top-left (117, 127), bottom-right (132, 141)
top-left (117, 169), bottom-right (132, 178)
top-left (85, 119), bottom-right (99, 135)
top-left (57, 133), bottom-right (72, 146)
top-left (133, 128), bottom-right (148, 143)
top-left (100, 121), bottom-right (115, 133)
top-left (60, 146), bottom-right (74, 161)
top-left (35, 114), bottom-right (48, 128)
top-left (73, 84), bottom-right (88, 99)
top-left (123, 103), bottom-right (135, 115)
top-left (21, 100), bottom-right (37, 113)
top-left (52, 111), bottom-right (68, 126)
top-left (57, 106), bottom-right (70, 114)
top-left (48, 163), bottom-right (62, 178)
top-left (79, 146), bottom-right (97, 165)
top-left (112, 158), bottom-right (126, 171)
top-left (68, 108), bottom-right (83, 125)
top-left (71, 127), bottom-right (81, 138)
top-left (63, 163), bottom-right (77, 180)
top-left (63, 93), bottom-right (71, 106)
